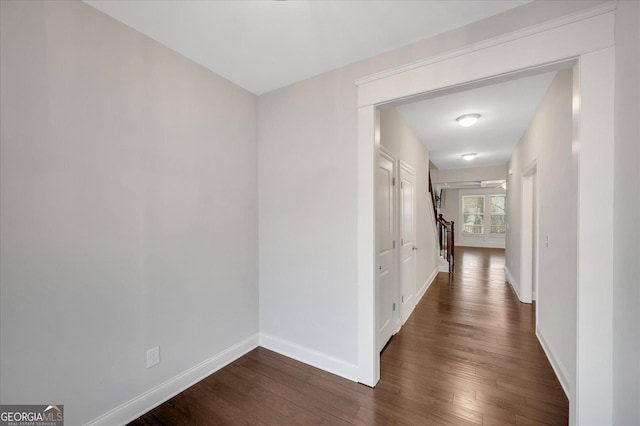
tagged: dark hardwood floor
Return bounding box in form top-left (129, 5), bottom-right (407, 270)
top-left (130, 247), bottom-right (568, 425)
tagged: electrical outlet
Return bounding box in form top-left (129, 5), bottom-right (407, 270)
top-left (147, 346), bottom-right (160, 368)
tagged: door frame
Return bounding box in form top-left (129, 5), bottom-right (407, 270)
top-left (376, 145), bottom-right (400, 350)
top-left (398, 160), bottom-right (416, 324)
top-left (520, 162), bottom-right (537, 304)
top-left (356, 5), bottom-right (615, 425)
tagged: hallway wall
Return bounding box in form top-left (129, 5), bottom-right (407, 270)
top-left (0, 2), bottom-right (258, 424)
top-left (505, 69), bottom-right (576, 394)
top-left (432, 165), bottom-right (507, 184)
top-left (440, 189), bottom-right (459, 237)
top-left (379, 108), bottom-right (439, 302)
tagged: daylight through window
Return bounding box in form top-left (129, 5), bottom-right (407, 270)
top-left (490, 195), bottom-right (506, 234)
top-left (462, 195), bottom-right (484, 234)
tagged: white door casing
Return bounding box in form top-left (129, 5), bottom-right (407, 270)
top-left (356, 7), bottom-right (615, 424)
top-left (376, 147), bottom-right (397, 351)
top-left (532, 172), bottom-right (538, 302)
top-left (521, 174), bottom-right (534, 304)
top-left (399, 162), bottom-right (416, 324)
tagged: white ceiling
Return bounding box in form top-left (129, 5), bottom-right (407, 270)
top-left (84, 0), bottom-right (528, 95)
top-left (396, 71), bottom-right (557, 170)
top-left (84, 0), bottom-right (545, 171)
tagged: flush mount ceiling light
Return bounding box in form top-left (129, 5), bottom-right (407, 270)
top-left (456, 113), bottom-right (480, 127)
top-left (461, 153), bottom-right (477, 161)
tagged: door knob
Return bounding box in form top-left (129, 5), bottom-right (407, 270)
top-left (412, 246), bottom-right (418, 251)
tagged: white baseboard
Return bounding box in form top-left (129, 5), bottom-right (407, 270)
top-left (438, 256), bottom-right (449, 273)
top-left (417, 267), bottom-right (439, 303)
top-left (400, 266), bottom-right (439, 327)
top-left (504, 266), bottom-right (512, 283)
top-left (504, 266), bottom-right (524, 302)
top-left (259, 333), bottom-right (358, 382)
top-left (456, 242), bottom-right (505, 249)
top-left (536, 328), bottom-right (570, 398)
top-left (506, 267), bottom-right (568, 398)
top-left (87, 333), bottom-right (260, 426)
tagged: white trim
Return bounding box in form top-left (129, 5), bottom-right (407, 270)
top-left (259, 333), bottom-right (359, 382)
top-left (505, 266), bottom-right (523, 303)
top-left (520, 173), bottom-right (535, 304)
top-left (399, 160), bottom-right (416, 176)
top-left (457, 241), bottom-right (505, 249)
top-left (87, 333), bottom-right (260, 426)
top-left (536, 328), bottom-right (570, 398)
top-left (416, 267), bottom-right (439, 304)
top-left (379, 145), bottom-right (396, 159)
top-left (438, 256), bottom-right (450, 273)
top-left (354, 2), bottom-right (616, 87)
top-left (400, 267), bottom-right (439, 327)
top-left (356, 7), bottom-right (615, 423)
top-left (356, 13), bottom-right (613, 108)
top-left (522, 158), bottom-right (538, 177)
top-left (574, 47), bottom-right (615, 425)
top-left (357, 105), bottom-right (378, 386)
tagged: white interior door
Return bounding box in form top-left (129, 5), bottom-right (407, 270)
top-left (400, 162), bottom-right (416, 324)
top-left (521, 174), bottom-right (534, 304)
top-left (376, 148), bottom-right (396, 351)
top-left (532, 173), bottom-right (538, 302)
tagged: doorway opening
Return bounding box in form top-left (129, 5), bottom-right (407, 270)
top-left (358, 55), bottom-right (582, 388)
top-left (356, 10), bottom-right (615, 424)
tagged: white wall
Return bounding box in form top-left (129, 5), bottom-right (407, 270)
top-left (432, 165), bottom-right (507, 184)
top-left (380, 108), bottom-right (439, 299)
top-left (0, 2), bottom-right (258, 424)
top-left (613, 1), bottom-right (640, 424)
top-left (258, 0), bottom-right (602, 376)
top-left (505, 70), bottom-right (576, 393)
top-left (440, 189), bottom-right (459, 226)
top-left (257, 63), bottom-right (360, 372)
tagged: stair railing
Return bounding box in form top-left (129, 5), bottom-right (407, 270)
top-left (437, 214), bottom-right (455, 276)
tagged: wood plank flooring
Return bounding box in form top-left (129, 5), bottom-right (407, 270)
top-left (130, 247), bottom-right (568, 425)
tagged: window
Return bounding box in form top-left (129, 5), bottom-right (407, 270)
top-left (490, 195), bottom-right (506, 234)
top-left (462, 195), bottom-right (484, 234)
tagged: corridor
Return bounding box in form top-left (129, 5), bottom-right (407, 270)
top-left (379, 247), bottom-right (568, 425)
top-left (131, 248), bottom-right (568, 425)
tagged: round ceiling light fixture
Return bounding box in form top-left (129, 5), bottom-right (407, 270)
top-left (456, 113), bottom-right (480, 127)
top-left (461, 153), bottom-right (477, 161)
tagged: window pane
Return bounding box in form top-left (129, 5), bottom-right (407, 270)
top-left (491, 214), bottom-right (506, 234)
top-left (490, 195), bottom-right (505, 215)
top-left (463, 195), bottom-right (484, 214)
top-left (490, 195), bottom-right (506, 234)
top-left (462, 195), bottom-right (484, 234)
